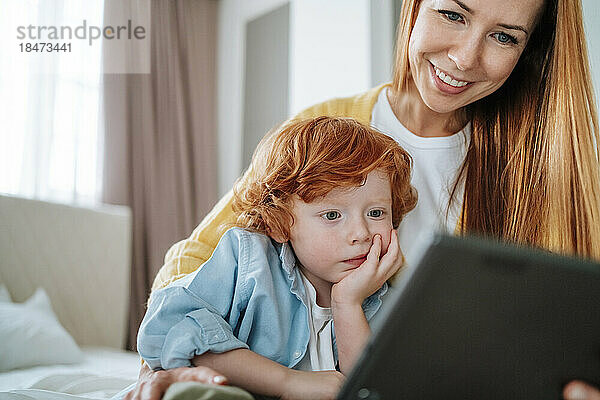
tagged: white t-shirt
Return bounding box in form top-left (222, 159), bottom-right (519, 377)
top-left (370, 88), bottom-right (471, 265)
top-left (295, 271), bottom-right (335, 372)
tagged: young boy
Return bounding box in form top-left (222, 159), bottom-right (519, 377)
top-left (137, 117), bottom-right (417, 400)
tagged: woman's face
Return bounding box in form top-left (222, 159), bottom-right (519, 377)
top-left (408, 0), bottom-right (544, 114)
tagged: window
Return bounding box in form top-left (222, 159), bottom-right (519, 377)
top-left (0, 0), bottom-right (104, 205)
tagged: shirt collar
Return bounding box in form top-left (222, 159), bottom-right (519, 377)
top-left (278, 241), bottom-right (297, 275)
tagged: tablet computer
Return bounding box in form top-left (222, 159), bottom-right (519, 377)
top-left (338, 234), bottom-right (600, 399)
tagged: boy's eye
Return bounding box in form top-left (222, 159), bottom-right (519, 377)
top-left (368, 209), bottom-right (384, 218)
top-left (322, 211), bottom-right (341, 221)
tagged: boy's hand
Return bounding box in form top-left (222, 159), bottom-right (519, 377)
top-left (281, 370), bottom-right (344, 400)
top-left (331, 229), bottom-right (401, 307)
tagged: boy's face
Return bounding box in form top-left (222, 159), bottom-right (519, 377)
top-left (288, 170), bottom-right (394, 298)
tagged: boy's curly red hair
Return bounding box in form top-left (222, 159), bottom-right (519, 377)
top-left (232, 116), bottom-right (417, 240)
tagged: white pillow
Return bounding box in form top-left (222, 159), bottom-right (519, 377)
top-left (0, 284), bottom-right (11, 302)
top-left (0, 287), bottom-right (83, 371)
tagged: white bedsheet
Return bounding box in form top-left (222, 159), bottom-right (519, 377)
top-left (0, 347), bottom-right (140, 400)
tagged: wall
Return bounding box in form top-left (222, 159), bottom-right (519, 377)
top-left (217, 0), bottom-right (289, 196)
top-left (217, 0), bottom-right (387, 196)
top-left (243, 4), bottom-right (290, 169)
top-left (370, 0), bottom-right (395, 87)
top-left (289, 0), bottom-right (371, 115)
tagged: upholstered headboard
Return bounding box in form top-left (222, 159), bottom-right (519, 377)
top-left (0, 194), bottom-right (132, 349)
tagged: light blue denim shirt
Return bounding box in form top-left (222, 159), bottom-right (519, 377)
top-left (137, 227), bottom-right (388, 371)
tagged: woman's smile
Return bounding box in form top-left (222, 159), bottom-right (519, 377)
top-left (429, 61), bottom-right (472, 94)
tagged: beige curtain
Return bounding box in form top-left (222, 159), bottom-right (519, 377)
top-left (102, 0), bottom-right (218, 350)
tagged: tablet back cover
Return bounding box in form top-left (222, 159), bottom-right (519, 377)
top-left (338, 234), bottom-right (600, 400)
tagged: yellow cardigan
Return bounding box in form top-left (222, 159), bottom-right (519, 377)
top-left (151, 84), bottom-right (390, 291)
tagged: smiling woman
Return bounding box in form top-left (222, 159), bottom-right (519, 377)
top-left (392, 0), bottom-right (600, 261)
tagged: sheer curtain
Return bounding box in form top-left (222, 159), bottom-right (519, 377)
top-left (0, 0), bottom-right (104, 205)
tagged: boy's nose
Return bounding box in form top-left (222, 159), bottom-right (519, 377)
top-left (348, 219), bottom-right (371, 244)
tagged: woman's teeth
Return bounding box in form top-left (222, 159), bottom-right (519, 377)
top-left (434, 66), bottom-right (469, 87)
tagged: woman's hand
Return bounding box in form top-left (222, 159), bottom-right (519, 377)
top-left (564, 381), bottom-right (600, 400)
top-left (331, 230), bottom-right (401, 307)
top-left (124, 362), bottom-right (228, 400)
top-left (281, 369), bottom-right (344, 400)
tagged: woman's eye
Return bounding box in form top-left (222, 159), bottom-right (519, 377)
top-left (323, 211), bottom-right (341, 221)
top-left (439, 10), bottom-right (463, 23)
top-left (494, 32), bottom-right (517, 45)
top-left (368, 209), bottom-right (384, 218)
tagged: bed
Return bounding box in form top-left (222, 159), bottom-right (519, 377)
top-left (0, 194), bottom-right (141, 400)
